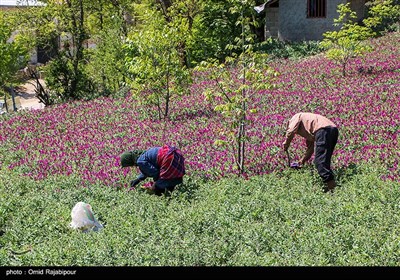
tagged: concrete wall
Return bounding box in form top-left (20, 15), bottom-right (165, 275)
top-left (351, 0), bottom-right (367, 21)
top-left (265, 7), bottom-right (279, 38)
top-left (264, 0), bottom-right (366, 42)
top-left (278, 0), bottom-right (346, 41)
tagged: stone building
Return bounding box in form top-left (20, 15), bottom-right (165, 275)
top-left (261, 0), bottom-right (367, 41)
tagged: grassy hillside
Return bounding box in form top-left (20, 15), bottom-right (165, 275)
top-left (1, 165), bottom-right (400, 266)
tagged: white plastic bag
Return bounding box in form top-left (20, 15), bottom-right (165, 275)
top-left (70, 202), bottom-right (103, 232)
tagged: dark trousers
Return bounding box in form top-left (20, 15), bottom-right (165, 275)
top-left (154, 177), bottom-right (183, 196)
top-left (154, 186), bottom-right (175, 196)
top-left (314, 126), bottom-right (339, 183)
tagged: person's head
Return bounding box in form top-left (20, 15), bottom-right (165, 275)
top-left (120, 150), bottom-right (145, 167)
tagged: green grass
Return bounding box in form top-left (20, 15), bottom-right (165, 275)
top-left (1, 164), bottom-right (399, 266)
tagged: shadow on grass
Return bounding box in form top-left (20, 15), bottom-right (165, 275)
top-left (173, 177), bottom-right (203, 200)
top-left (335, 162), bottom-right (359, 186)
top-left (135, 177), bottom-right (203, 200)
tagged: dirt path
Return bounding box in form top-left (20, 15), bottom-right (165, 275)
top-left (16, 79), bottom-right (45, 110)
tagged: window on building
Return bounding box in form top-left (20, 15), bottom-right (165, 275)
top-left (307, 0), bottom-right (326, 18)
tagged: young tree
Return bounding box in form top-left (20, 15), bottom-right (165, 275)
top-left (321, 2), bottom-right (375, 77)
top-left (0, 11), bottom-right (29, 107)
top-left (83, 0), bottom-right (133, 96)
top-left (45, 0), bottom-right (92, 101)
top-left (124, 2), bottom-right (192, 120)
top-left (195, 0), bottom-right (278, 176)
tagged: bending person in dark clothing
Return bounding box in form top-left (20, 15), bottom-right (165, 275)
top-left (120, 145), bottom-right (185, 195)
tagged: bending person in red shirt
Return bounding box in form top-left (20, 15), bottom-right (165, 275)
top-left (282, 112), bottom-right (339, 192)
top-left (120, 145), bottom-right (185, 196)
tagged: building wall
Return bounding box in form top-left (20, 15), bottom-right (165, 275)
top-left (350, 0), bottom-right (367, 21)
top-left (265, 7), bottom-right (279, 38)
top-left (278, 0), bottom-right (347, 41)
top-left (264, 0), bottom-right (366, 42)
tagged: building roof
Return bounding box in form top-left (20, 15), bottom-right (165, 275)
top-left (0, 0), bottom-right (45, 7)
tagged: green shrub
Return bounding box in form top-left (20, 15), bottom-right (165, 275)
top-left (258, 38), bottom-right (323, 60)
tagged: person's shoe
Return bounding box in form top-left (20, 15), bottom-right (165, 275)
top-left (323, 180), bottom-right (336, 193)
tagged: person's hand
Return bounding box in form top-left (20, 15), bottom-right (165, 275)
top-left (140, 182), bottom-right (156, 194)
top-left (290, 162), bottom-right (302, 169)
top-left (142, 181), bottom-right (156, 190)
top-left (130, 179), bottom-right (141, 188)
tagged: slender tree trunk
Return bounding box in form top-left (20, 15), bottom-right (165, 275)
top-left (237, 121), bottom-right (245, 175)
top-left (342, 62), bottom-right (346, 77)
top-left (157, 0), bottom-right (172, 22)
top-left (66, 0), bottom-right (86, 99)
top-left (164, 52), bottom-right (171, 118)
top-left (237, 102), bottom-right (246, 175)
top-left (10, 86), bottom-right (17, 112)
top-left (3, 94), bottom-right (7, 112)
top-left (157, 94), bottom-right (162, 121)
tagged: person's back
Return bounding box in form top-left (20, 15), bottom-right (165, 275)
top-left (283, 112), bottom-right (339, 192)
top-left (287, 112), bottom-right (336, 141)
top-left (137, 147), bottom-right (160, 178)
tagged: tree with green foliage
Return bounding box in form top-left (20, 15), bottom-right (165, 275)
top-left (0, 11), bottom-right (29, 108)
top-left (14, 0), bottom-right (93, 102)
top-left (364, 0), bottom-right (400, 35)
top-left (124, 2), bottom-right (192, 121)
top-left (150, 0), bottom-right (265, 67)
top-left (196, 0), bottom-right (278, 176)
top-left (16, 0), bottom-right (127, 102)
top-left (42, 0), bottom-right (93, 101)
top-left (321, 2), bottom-right (375, 77)
top-left (193, 0), bottom-right (264, 64)
top-left (83, 0), bottom-right (134, 96)
top-left (155, 0), bottom-right (204, 68)
top-left (10, 0), bottom-right (266, 104)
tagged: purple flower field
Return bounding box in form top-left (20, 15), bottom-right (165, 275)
top-left (1, 32), bottom-right (399, 186)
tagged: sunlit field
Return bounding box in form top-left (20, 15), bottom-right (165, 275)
top-left (0, 31), bottom-right (399, 266)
